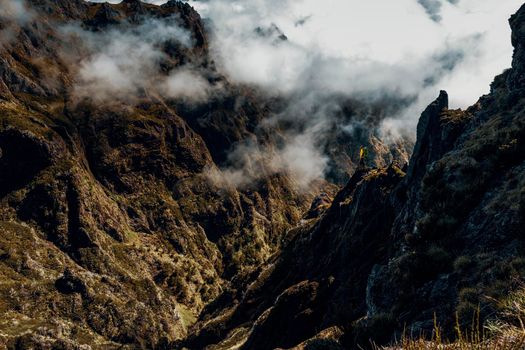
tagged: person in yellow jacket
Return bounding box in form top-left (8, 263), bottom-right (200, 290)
top-left (359, 146), bottom-right (369, 168)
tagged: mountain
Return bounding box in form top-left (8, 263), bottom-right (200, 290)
top-left (0, 0), bottom-right (523, 349)
top-left (0, 0), bottom-right (406, 348)
top-left (181, 5), bottom-right (525, 350)
top-left (0, 0), bottom-right (320, 348)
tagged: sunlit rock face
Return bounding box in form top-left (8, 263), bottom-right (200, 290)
top-left (0, 0), bottom-right (322, 347)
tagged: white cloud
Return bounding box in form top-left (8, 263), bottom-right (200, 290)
top-left (85, 0), bottom-right (520, 108)
top-left (82, 1), bottom-right (521, 122)
top-left (162, 68), bottom-right (213, 101)
top-left (198, 0), bottom-right (520, 105)
top-left (75, 39), bottom-right (160, 101)
top-left (0, 0), bottom-right (30, 22)
top-left (270, 134), bottom-right (328, 188)
top-left (81, 0), bottom-right (522, 186)
top-left (206, 131), bottom-right (328, 191)
top-left (190, 0), bottom-right (520, 185)
top-left (64, 16), bottom-right (215, 103)
top-left (0, 0), bottom-right (34, 43)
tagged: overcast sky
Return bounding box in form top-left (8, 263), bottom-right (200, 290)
top-left (90, 0), bottom-right (522, 108)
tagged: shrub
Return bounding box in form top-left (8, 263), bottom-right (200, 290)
top-left (453, 256), bottom-right (475, 272)
top-left (352, 313), bottom-right (397, 348)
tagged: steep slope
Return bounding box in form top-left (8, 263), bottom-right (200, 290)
top-left (0, 0), bottom-right (319, 347)
top-left (183, 4), bottom-right (525, 349)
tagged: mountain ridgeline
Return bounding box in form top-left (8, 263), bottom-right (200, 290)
top-left (0, 0), bottom-right (524, 349)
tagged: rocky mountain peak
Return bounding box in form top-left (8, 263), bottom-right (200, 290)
top-left (407, 89), bottom-right (448, 182)
top-left (509, 4), bottom-right (525, 89)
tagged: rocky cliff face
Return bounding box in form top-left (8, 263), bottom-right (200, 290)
top-left (181, 4), bottom-right (525, 350)
top-left (0, 1), bottom-right (319, 348)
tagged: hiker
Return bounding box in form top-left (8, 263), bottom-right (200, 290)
top-left (359, 146), bottom-right (368, 168)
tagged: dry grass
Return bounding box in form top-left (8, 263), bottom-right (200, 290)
top-left (376, 287), bottom-right (525, 350)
